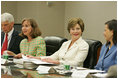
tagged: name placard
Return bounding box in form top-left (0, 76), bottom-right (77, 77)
top-left (36, 66), bottom-right (51, 74)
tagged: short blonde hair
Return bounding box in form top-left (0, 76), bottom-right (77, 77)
top-left (67, 18), bottom-right (84, 33)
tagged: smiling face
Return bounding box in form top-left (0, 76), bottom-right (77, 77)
top-left (70, 24), bottom-right (82, 41)
top-left (22, 20), bottom-right (33, 37)
top-left (103, 24), bottom-right (113, 42)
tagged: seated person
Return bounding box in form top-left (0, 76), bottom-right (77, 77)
top-left (1, 12), bottom-right (23, 55)
top-left (28, 18), bottom-right (89, 67)
top-left (7, 18), bottom-right (46, 58)
top-left (95, 19), bottom-right (117, 72)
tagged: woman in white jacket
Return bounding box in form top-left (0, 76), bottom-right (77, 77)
top-left (28, 18), bottom-right (89, 67)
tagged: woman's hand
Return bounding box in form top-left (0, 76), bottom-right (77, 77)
top-left (26, 55), bottom-right (34, 58)
top-left (27, 55), bottom-right (41, 60)
top-left (41, 58), bottom-right (60, 64)
top-left (14, 53), bottom-right (22, 59)
top-left (6, 50), bottom-right (16, 56)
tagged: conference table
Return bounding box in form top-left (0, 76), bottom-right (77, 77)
top-left (1, 58), bottom-right (72, 78)
top-left (1, 58), bottom-right (105, 78)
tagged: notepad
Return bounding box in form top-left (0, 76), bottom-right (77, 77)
top-left (22, 55), bottom-right (53, 65)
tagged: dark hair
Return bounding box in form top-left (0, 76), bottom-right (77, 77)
top-left (20, 18), bottom-right (42, 38)
top-left (67, 18), bottom-right (84, 34)
top-left (105, 19), bottom-right (117, 45)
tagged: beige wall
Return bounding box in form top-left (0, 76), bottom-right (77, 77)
top-left (65, 1), bottom-right (117, 43)
top-left (1, 1), bottom-right (117, 44)
top-left (1, 1), bottom-right (17, 22)
top-left (1, 1), bottom-right (65, 37)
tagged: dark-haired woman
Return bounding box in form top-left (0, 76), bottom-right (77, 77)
top-left (95, 19), bottom-right (117, 72)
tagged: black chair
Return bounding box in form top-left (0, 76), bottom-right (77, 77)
top-left (83, 39), bottom-right (102, 69)
top-left (44, 36), bottom-right (68, 56)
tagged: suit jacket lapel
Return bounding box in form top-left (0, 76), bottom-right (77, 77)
top-left (8, 30), bottom-right (17, 50)
top-left (104, 45), bottom-right (116, 58)
top-left (65, 40), bottom-right (71, 52)
top-left (1, 32), bottom-right (5, 46)
top-left (68, 37), bottom-right (82, 51)
top-left (69, 42), bottom-right (78, 50)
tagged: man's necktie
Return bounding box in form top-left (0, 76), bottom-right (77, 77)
top-left (1, 33), bottom-right (8, 55)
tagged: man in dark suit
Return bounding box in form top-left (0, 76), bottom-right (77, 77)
top-left (1, 12), bottom-right (23, 55)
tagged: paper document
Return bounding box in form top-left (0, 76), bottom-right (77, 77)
top-left (76, 67), bottom-right (87, 70)
top-left (71, 70), bottom-right (89, 78)
top-left (31, 59), bottom-right (53, 64)
top-left (92, 73), bottom-right (107, 78)
top-left (22, 55), bottom-right (53, 64)
top-left (83, 69), bottom-right (105, 73)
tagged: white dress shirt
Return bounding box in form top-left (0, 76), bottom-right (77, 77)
top-left (49, 37), bottom-right (89, 67)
